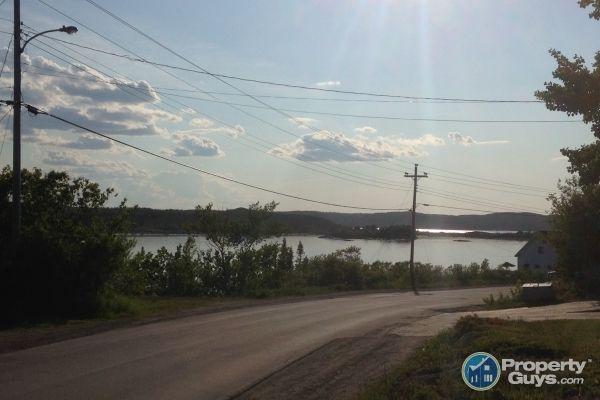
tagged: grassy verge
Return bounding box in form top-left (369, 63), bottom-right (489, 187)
top-left (358, 317), bottom-right (600, 400)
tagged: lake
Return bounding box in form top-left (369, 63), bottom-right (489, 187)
top-left (131, 234), bottom-right (526, 268)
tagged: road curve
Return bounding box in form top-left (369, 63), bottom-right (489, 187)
top-left (0, 287), bottom-right (505, 400)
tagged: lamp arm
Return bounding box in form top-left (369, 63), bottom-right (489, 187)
top-left (20, 28), bottom-right (63, 53)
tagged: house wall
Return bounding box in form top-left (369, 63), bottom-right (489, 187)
top-left (517, 240), bottom-right (557, 273)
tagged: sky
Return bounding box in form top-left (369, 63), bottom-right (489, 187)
top-left (0, 0), bottom-right (598, 214)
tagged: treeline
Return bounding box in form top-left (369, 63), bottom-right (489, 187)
top-left (97, 207), bottom-right (342, 235)
top-left (113, 239), bottom-right (523, 298)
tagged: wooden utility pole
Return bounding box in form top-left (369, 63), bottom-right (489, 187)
top-left (12, 0), bottom-right (21, 240)
top-left (404, 164), bottom-right (427, 295)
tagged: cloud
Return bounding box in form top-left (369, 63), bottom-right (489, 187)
top-left (269, 130), bottom-right (444, 162)
top-left (315, 80), bottom-right (341, 87)
top-left (43, 150), bottom-right (147, 178)
top-left (184, 118), bottom-right (244, 138)
top-left (163, 133), bottom-right (224, 157)
top-left (31, 131), bottom-right (113, 150)
top-left (354, 126), bottom-right (378, 135)
top-left (0, 53), bottom-right (180, 144)
top-left (447, 132), bottom-right (509, 146)
top-left (189, 118), bottom-right (215, 129)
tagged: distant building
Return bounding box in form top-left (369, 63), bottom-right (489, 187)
top-left (515, 235), bottom-right (557, 273)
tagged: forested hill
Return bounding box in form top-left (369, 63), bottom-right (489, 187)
top-left (106, 208), bottom-right (549, 234)
top-left (288, 211), bottom-right (549, 231)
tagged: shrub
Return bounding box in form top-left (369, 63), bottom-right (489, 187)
top-left (0, 167), bottom-right (133, 323)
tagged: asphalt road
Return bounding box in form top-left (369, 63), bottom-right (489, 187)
top-left (0, 287), bottom-right (505, 400)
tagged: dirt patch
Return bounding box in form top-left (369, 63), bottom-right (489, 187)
top-left (232, 335), bottom-right (428, 400)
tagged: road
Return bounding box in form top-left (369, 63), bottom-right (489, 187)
top-left (0, 287), bottom-right (505, 400)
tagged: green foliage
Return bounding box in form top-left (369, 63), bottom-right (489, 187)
top-left (535, 3), bottom-right (600, 298)
top-left (121, 235), bottom-right (521, 297)
top-left (358, 317), bottom-right (600, 400)
top-left (0, 167), bottom-right (133, 323)
top-left (483, 283), bottom-right (524, 309)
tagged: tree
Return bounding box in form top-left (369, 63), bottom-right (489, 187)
top-left (0, 167), bottom-right (133, 321)
top-left (534, 1), bottom-right (600, 296)
top-left (194, 201), bottom-right (280, 294)
top-left (296, 241), bottom-right (305, 266)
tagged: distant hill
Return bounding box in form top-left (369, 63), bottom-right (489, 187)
top-left (107, 208), bottom-right (549, 234)
top-left (112, 207), bottom-right (340, 235)
top-left (286, 211), bottom-right (549, 231)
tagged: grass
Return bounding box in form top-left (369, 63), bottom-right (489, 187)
top-left (357, 317), bottom-right (600, 400)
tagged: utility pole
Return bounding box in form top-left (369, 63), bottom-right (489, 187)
top-left (12, 0), bottom-right (21, 240)
top-left (404, 163), bottom-right (427, 295)
top-left (10, 0), bottom-right (77, 241)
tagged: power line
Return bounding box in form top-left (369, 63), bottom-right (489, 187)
top-left (133, 91), bottom-right (581, 124)
top-left (12, 59), bottom-right (576, 124)
top-left (23, 5), bottom-right (558, 202)
top-left (0, 109), bottom-right (11, 157)
top-left (19, 42), bottom-right (555, 201)
top-left (35, 2), bottom-right (420, 179)
top-left (37, 4), bottom-right (543, 104)
top-left (418, 188), bottom-right (547, 214)
top-left (23, 39), bottom-right (411, 191)
top-left (0, 33), bottom-right (11, 79)
top-left (19, 102), bottom-right (408, 211)
top-left (427, 175), bottom-right (550, 198)
top-left (66, 0), bottom-right (564, 195)
top-left (418, 186), bottom-right (547, 213)
top-left (418, 163), bottom-right (554, 192)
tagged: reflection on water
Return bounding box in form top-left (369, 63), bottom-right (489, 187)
top-left (131, 235), bottom-right (526, 268)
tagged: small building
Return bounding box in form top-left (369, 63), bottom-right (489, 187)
top-left (515, 235), bottom-right (557, 274)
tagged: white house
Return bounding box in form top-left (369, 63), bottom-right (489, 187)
top-left (515, 235), bottom-right (557, 273)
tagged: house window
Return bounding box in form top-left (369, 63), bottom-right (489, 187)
top-left (523, 264), bottom-right (530, 269)
top-left (535, 264), bottom-right (540, 269)
top-left (538, 246), bottom-right (544, 254)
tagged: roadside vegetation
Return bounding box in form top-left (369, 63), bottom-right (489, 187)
top-left (357, 316), bottom-right (600, 400)
top-left (0, 166), bottom-right (540, 327)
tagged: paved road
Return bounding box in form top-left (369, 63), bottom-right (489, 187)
top-left (0, 287), bottom-right (506, 400)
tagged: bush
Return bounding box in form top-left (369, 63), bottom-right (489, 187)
top-left (0, 167), bottom-right (133, 323)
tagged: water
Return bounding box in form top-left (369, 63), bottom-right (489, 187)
top-left (131, 234), bottom-right (525, 268)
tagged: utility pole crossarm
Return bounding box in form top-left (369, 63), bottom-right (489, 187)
top-left (404, 163), bottom-right (428, 295)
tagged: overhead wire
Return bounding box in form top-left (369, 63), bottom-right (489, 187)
top-left (28, 2), bottom-right (556, 211)
top-left (38, 4), bottom-right (544, 104)
top-left (20, 34), bottom-right (411, 191)
top-left (419, 203), bottom-right (547, 215)
top-left (19, 102), bottom-right (410, 211)
top-left (0, 108), bottom-right (11, 157)
top-left (33, 2), bottom-right (423, 181)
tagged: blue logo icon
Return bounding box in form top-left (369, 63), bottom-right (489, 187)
top-left (462, 352), bottom-right (501, 391)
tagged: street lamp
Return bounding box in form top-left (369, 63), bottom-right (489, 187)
top-left (12, 0), bottom-right (77, 240)
top-left (21, 26), bottom-right (78, 53)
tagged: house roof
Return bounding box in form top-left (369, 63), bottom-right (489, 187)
top-left (514, 232), bottom-right (552, 257)
top-left (515, 240), bottom-right (534, 257)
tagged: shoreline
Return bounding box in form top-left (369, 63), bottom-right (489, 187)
top-left (129, 231), bottom-right (532, 242)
